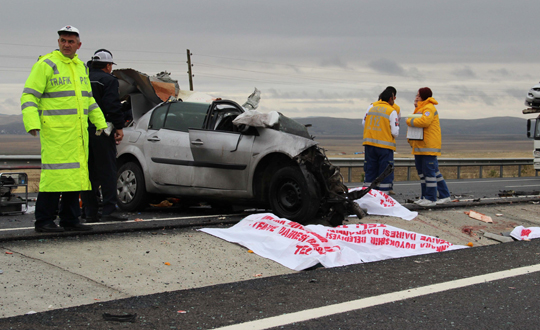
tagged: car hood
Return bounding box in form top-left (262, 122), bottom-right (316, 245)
top-left (114, 68), bottom-right (180, 121)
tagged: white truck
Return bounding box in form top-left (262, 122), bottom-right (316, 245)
top-left (524, 82), bottom-right (540, 170)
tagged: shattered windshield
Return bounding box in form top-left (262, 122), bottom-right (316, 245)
top-left (276, 114), bottom-right (311, 139)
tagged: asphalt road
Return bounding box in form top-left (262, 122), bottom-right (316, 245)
top-left (383, 176), bottom-right (540, 202)
top-left (1, 233), bottom-right (540, 329)
top-left (1, 177), bottom-right (540, 329)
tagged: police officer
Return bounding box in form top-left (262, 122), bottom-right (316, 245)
top-left (362, 88), bottom-right (399, 194)
top-left (81, 49), bottom-right (128, 222)
top-left (21, 26), bottom-right (108, 232)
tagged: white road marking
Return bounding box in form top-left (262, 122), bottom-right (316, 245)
top-left (214, 263), bottom-right (540, 330)
top-left (505, 185), bottom-right (540, 188)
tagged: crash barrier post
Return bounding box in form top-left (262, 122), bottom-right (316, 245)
top-left (328, 158), bottom-right (536, 183)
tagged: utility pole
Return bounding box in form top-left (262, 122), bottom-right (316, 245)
top-left (186, 49), bottom-right (194, 91)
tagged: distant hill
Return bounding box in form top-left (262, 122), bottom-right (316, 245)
top-left (0, 114), bottom-right (26, 134)
top-left (0, 113), bottom-right (528, 139)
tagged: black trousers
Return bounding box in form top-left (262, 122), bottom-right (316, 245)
top-left (35, 191), bottom-right (80, 227)
top-left (81, 126), bottom-right (118, 217)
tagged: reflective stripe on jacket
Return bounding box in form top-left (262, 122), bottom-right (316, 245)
top-left (21, 50), bottom-right (107, 192)
top-left (362, 101), bottom-right (397, 151)
top-left (406, 97), bottom-right (442, 156)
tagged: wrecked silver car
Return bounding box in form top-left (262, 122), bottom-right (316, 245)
top-left (114, 69), bottom-right (388, 225)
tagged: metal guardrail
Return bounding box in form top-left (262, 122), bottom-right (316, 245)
top-left (0, 155), bottom-right (41, 170)
top-left (328, 157), bottom-right (535, 182)
top-left (0, 155), bottom-right (536, 182)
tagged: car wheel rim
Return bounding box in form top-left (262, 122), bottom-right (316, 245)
top-left (117, 169), bottom-right (137, 204)
top-left (277, 180), bottom-right (303, 212)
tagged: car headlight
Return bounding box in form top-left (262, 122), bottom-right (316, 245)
top-left (529, 93), bottom-right (534, 97)
top-left (534, 150), bottom-right (540, 157)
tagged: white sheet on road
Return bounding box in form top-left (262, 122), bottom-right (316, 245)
top-left (200, 213), bottom-right (466, 271)
top-left (510, 226), bottom-right (540, 240)
top-left (351, 187), bottom-right (418, 221)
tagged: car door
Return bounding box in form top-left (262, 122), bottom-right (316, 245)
top-left (189, 102), bottom-right (254, 190)
top-left (143, 102), bottom-right (208, 187)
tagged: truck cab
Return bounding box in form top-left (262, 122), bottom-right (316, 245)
top-left (525, 109), bottom-right (540, 170)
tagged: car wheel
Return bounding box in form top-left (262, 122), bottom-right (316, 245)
top-left (269, 166), bottom-right (320, 224)
top-left (116, 162), bottom-right (148, 212)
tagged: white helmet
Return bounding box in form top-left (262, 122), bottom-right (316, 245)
top-left (58, 25), bottom-right (80, 36)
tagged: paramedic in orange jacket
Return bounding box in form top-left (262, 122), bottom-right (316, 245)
top-left (406, 87), bottom-right (451, 207)
top-left (362, 88), bottom-right (399, 194)
top-left (362, 86), bottom-right (400, 194)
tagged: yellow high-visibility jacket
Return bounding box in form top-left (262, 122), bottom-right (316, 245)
top-left (21, 50), bottom-right (107, 192)
top-left (406, 97), bottom-right (441, 156)
top-left (363, 101), bottom-right (397, 151)
top-left (393, 103), bottom-right (401, 116)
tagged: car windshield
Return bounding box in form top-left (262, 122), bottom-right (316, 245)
top-left (276, 114), bottom-right (311, 139)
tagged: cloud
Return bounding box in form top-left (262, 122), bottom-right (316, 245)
top-left (277, 106), bottom-right (354, 117)
top-left (368, 59), bottom-right (406, 76)
top-left (451, 66), bottom-right (477, 79)
top-left (266, 88), bottom-right (372, 101)
top-left (319, 57), bottom-right (349, 69)
top-left (367, 59), bottom-right (424, 80)
top-left (488, 68), bottom-right (511, 77)
top-left (506, 89), bottom-right (527, 101)
top-left (0, 97), bottom-right (21, 115)
top-left (443, 85), bottom-right (503, 106)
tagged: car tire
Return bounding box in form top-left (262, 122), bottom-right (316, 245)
top-left (269, 166), bottom-right (320, 224)
top-left (116, 162), bottom-right (148, 212)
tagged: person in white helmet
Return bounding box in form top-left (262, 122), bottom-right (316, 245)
top-left (81, 49), bottom-right (128, 222)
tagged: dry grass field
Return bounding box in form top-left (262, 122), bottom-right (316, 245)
top-left (0, 134), bottom-right (535, 192)
top-left (0, 134), bottom-right (41, 155)
top-left (316, 135), bottom-right (532, 159)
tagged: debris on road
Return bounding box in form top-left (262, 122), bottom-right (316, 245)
top-left (150, 200), bottom-right (173, 208)
top-left (481, 230), bottom-right (514, 243)
top-left (461, 226), bottom-right (477, 236)
top-left (465, 210), bottom-right (493, 223)
top-left (499, 190), bottom-right (515, 197)
top-left (498, 190), bottom-right (540, 197)
top-left (102, 313), bottom-right (137, 323)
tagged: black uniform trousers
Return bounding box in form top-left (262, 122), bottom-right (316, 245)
top-left (35, 191), bottom-right (80, 228)
top-left (81, 125), bottom-right (118, 217)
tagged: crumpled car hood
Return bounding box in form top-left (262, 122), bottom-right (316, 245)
top-left (113, 68), bottom-right (180, 120)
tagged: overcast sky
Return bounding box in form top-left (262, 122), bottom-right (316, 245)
top-left (1, 0), bottom-right (539, 119)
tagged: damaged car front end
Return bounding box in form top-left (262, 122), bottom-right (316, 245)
top-left (114, 69), bottom-right (392, 226)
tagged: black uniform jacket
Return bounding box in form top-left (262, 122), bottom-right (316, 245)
top-left (88, 65), bottom-right (124, 129)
